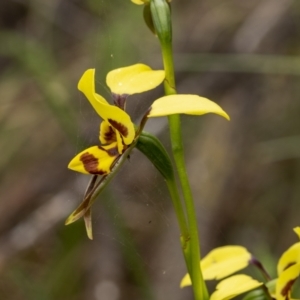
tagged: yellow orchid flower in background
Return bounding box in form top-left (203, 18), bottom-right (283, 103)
top-left (67, 64), bottom-right (229, 239)
top-left (210, 275), bottom-right (263, 300)
top-left (180, 246), bottom-right (264, 300)
top-left (273, 227), bottom-right (300, 300)
top-left (181, 227), bottom-right (300, 300)
top-left (180, 246), bottom-right (252, 288)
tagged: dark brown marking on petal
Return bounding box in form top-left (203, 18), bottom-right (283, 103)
top-left (98, 146), bottom-right (119, 157)
top-left (281, 279), bottom-right (296, 297)
top-left (108, 119), bottom-right (128, 137)
top-left (80, 152), bottom-right (105, 175)
top-left (103, 125), bottom-right (116, 142)
top-left (283, 262), bottom-right (296, 271)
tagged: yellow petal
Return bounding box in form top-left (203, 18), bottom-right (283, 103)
top-left (99, 120), bottom-right (116, 145)
top-left (180, 246), bottom-right (251, 288)
top-left (277, 242), bottom-right (300, 275)
top-left (294, 227), bottom-right (300, 239)
top-left (78, 69), bottom-right (109, 106)
top-left (210, 275), bottom-right (263, 300)
top-left (106, 64), bottom-right (165, 95)
top-left (68, 144), bottom-right (119, 175)
top-left (105, 110), bottom-right (135, 146)
top-left (78, 69), bottom-right (135, 146)
top-left (276, 263), bottom-right (300, 300)
top-left (131, 0), bottom-right (146, 4)
top-left (115, 130), bottom-right (125, 154)
top-left (148, 94), bottom-right (230, 120)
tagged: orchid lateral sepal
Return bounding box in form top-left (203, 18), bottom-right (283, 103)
top-left (65, 140), bottom-right (138, 227)
top-left (82, 175), bottom-right (98, 240)
top-left (65, 174), bottom-right (107, 225)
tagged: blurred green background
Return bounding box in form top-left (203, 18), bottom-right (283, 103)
top-left (0, 0), bottom-right (300, 299)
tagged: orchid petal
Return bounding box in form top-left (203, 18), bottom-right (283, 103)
top-left (210, 275), bottom-right (263, 300)
top-left (78, 69), bottom-right (135, 146)
top-left (99, 121), bottom-right (116, 145)
top-left (68, 143), bottom-right (119, 175)
top-left (148, 94), bottom-right (230, 120)
top-left (78, 69), bottom-right (108, 106)
top-left (106, 64), bottom-right (165, 95)
top-left (131, 0), bottom-right (146, 4)
top-left (65, 189), bottom-right (94, 226)
top-left (277, 242), bottom-right (300, 275)
top-left (115, 130), bottom-right (125, 154)
top-left (276, 263), bottom-right (300, 300)
top-left (180, 246), bottom-right (251, 288)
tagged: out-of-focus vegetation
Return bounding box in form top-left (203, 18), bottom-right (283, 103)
top-left (0, 0), bottom-right (300, 299)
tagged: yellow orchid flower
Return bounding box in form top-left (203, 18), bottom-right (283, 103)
top-left (180, 227), bottom-right (300, 300)
top-left (180, 246), bottom-right (252, 288)
top-left (69, 67), bottom-right (229, 176)
top-left (67, 64), bottom-right (230, 239)
top-left (67, 64), bottom-right (165, 239)
top-left (273, 227), bottom-right (300, 300)
top-left (210, 275), bottom-right (263, 300)
top-left (68, 64), bottom-right (165, 175)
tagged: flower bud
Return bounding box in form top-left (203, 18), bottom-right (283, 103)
top-left (150, 0), bottom-right (172, 45)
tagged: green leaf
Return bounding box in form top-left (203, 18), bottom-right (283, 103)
top-left (136, 131), bottom-right (174, 181)
top-left (241, 289), bottom-right (267, 300)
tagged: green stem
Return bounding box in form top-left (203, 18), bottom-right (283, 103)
top-left (149, 0), bottom-right (208, 297)
top-left (161, 41), bottom-right (209, 300)
top-left (165, 178), bottom-right (192, 275)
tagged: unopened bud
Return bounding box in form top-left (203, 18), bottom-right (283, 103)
top-left (150, 0), bottom-right (172, 45)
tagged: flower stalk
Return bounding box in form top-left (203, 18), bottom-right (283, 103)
top-left (150, 0), bottom-right (209, 299)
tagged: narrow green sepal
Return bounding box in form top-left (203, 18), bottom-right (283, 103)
top-left (150, 0), bottom-right (172, 44)
top-left (136, 131), bottom-right (174, 180)
top-left (143, 4), bottom-right (156, 35)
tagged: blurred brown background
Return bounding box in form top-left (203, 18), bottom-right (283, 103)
top-left (0, 0), bottom-right (300, 299)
